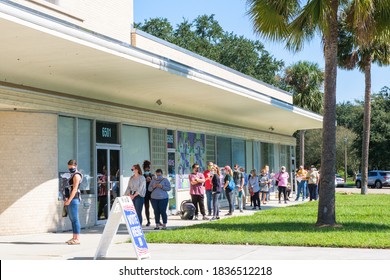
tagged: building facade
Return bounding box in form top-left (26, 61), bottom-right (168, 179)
top-left (0, 0), bottom-right (322, 235)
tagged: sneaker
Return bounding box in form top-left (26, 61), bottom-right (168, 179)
top-left (295, 198), bottom-right (299, 201)
top-left (284, 201), bottom-right (288, 204)
top-left (202, 215), bottom-right (209, 220)
top-left (154, 227), bottom-right (160, 230)
top-left (216, 216), bottom-right (220, 219)
top-left (252, 207), bottom-right (256, 210)
top-left (225, 212), bottom-right (232, 216)
top-left (146, 222), bottom-right (151, 227)
top-left (208, 212), bottom-right (212, 216)
top-left (240, 210), bottom-right (244, 213)
top-left (258, 207), bottom-right (262, 210)
top-left (278, 201), bottom-right (281, 204)
top-left (194, 215), bottom-right (199, 220)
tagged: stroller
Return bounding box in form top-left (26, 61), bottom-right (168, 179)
top-left (180, 199), bottom-right (196, 220)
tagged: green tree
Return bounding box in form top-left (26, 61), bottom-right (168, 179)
top-left (246, 0), bottom-right (339, 226)
top-left (135, 15), bottom-right (284, 86)
top-left (350, 90), bottom-right (390, 170)
top-left (337, 1), bottom-right (390, 194)
top-left (281, 61), bottom-right (324, 167)
top-left (134, 17), bottom-right (174, 41)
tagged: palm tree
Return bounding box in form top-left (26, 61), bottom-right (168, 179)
top-left (246, 0), bottom-right (339, 226)
top-left (337, 2), bottom-right (390, 195)
top-left (282, 61), bottom-right (324, 167)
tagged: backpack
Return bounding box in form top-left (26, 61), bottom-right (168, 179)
top-left (227, 175), bottom-right (235, 191)
top-left (180, 199), bottom-right (196, 220)
top-left (61, 171), bottom-right (83, 200)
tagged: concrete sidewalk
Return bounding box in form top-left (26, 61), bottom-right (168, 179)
top-left (1, 197), bottom-right (389, 260)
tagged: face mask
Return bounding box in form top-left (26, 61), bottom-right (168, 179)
top-left (208, 165), bottom-right (213, 171)
top-left (144, 171), bottom-right (151, 175)
top-left (157, 175), bottom-right (163, 180)
top-left (69, 167), bottom-right (76, 173)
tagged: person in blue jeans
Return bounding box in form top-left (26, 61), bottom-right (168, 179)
top-left (232, 164), bottom-right (244, 212)
top-left (125, 164), bottom-right (146, 225)
top-left (203, 162), bottom-right (214, 216)
top-left (64, 159), bottom-right (82, 245)
top-left (295, 165), bottom-right (308, 201)
top-left (148, 169), bottom-right (171, 230)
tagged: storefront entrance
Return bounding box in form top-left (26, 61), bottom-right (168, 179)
top-left (96, 146), bottom-right (120, 221)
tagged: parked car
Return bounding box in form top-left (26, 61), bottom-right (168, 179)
top-left (355, 170), bottom-right (390, 189)
top-left (335, 174), bottom-right (345, 187)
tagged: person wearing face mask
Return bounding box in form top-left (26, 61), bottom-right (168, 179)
top-left (125, 164), bottom-right (146, 225)
top-left (307, 165), bottom-right (320, 201)
top-left (189, 163), bottom-right (209, 220)
top-left (148, 169), bottom-right (171, 230)
top-left (142, 160), bottom-right (153, 227)
top-left (274, 166), bottom-right (290, 204)
top-left (203, 161), bottom-right (214, 216)
top-left (64, 159), bottom-right (83, 245)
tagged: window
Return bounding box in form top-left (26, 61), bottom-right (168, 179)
top-left (216, 137), bottom-right (231, 167)
top-left (232, 138), bottom-right (245, 168)
top-left (58, 116), bottom-right (93, 194)
top-left (122, 125), bottom-right (150, 178)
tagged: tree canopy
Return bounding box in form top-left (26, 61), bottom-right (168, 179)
top-left (135, 15), bottom-right (284, 86)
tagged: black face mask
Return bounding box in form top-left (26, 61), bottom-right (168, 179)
top-left (69, 167), bottom-right (76, 173)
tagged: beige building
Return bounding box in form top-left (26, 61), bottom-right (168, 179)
top-left (0, 0), bottom-right (322, 235)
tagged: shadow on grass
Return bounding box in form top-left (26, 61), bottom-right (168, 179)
top-left (168, 221), bottom-right (390, 233)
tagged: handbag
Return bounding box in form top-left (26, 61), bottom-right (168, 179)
top-left (62, 206), bottom-right (68, 217)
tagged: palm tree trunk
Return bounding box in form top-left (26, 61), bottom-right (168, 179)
top-left (316, 0), bottom-right (338, 226)
top-left (300, 130), bottom-right (306, 167)
top-left (361, 56), bottom-right (372, 195)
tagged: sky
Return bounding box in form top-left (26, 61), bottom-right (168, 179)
top-left (133, 0), bottom-right (390, 104)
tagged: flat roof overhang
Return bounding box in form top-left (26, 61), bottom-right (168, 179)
top-left (0, 3), bottom-right (323, 135)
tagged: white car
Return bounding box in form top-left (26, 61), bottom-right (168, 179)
top-left (335, 174), bottom-right (345, 187)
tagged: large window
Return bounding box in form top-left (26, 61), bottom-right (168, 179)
top-left (261, 143), bottom-right (275, 173)
top-left (232, 138), bottom-right (245, 168)
top-left (216, 137), bottom-right (231, 167)
top-left (58, 116), bottom-right (93, 193)
top-left (122, 125), bottom-right (150, 178)
top-left (253, 141), bottom-right (261, 172)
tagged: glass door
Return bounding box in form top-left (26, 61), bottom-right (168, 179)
top-left (96, 147), bottom-right (120, 221)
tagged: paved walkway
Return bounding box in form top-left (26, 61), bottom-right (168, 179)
top-left (1, 191), bottom-right (389, 260)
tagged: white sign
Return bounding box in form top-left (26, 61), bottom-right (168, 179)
top-left (94, 196), bottom-right (150, 260)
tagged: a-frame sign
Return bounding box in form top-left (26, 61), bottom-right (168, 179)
top-left (94, 196), bottom-right (150, 260)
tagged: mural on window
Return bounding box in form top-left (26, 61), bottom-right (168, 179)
top-left (176, 131), bottom-right (205, 190)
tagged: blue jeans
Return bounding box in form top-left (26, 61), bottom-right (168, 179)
top-left (232, 186), bottom-right (243, 211)
top-left (67, 198), bottom-right (80, 234)
top-left (151, 198), bottom-right (168, 225)
top-left (212, 192), bottom-right (221, 217)
top-left (206, 189), bottom-right (213, 214)
top-left (132, 196), bottom-right (145, 225)
top-left (296, 180), bottom-right (307, 200)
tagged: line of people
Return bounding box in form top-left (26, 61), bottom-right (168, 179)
top-left (189, 162), bottom-right (291, 220)
top-left (295, 165), bottom-right (320, 202)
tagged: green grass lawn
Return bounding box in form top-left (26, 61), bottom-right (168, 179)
top-left (144, 193), bottom-right (390, 248)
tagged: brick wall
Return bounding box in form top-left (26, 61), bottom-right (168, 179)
top-left (0, 111), bottom-right (58, 235)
